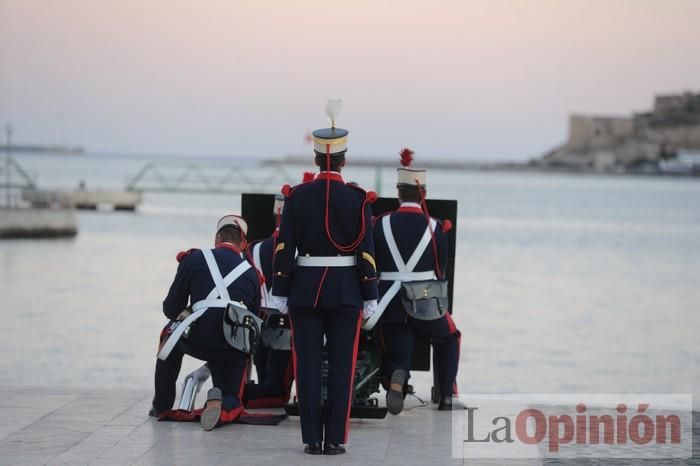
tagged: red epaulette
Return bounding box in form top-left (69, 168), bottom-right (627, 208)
top-left (281, 176), bottom-right (316, 198)
top-left (176, 248), bottom-right (199, 263)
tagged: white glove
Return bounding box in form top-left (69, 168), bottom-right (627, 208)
top-left (269, 295), bottom-right (289, 314)
top-left (362, 300), bottom-right (378, 320)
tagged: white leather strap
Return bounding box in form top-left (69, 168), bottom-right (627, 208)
top-left (252, 243), bottom-right (263, 277)
top-left (379, 271), bottom-right (436, 281)
top-left (296, 256), bottom-right (356, 267)
top-left (157, 251), bottom-right (252, 360)
top-left (203, 252), bottom-right (251, 300)
top-left (251, 242), bottom-right (269, 308)
top-left (158, 307), bottom-right (207, 360)
top-left (364, 215), bottom-right (438, 331)
top-left (202, 249), bottom-right (231, 301)
top-left (406, 219), bottom-right (437, 271)
top-left (383, 215), bottom-right (405, 272)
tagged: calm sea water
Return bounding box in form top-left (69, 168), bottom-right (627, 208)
top-left (2, 153), bottom-right (699, 406)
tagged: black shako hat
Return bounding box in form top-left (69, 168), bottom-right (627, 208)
top-left (312, 99), bottom-right (348, 155)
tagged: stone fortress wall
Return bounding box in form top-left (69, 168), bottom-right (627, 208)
top-left (541, 91), bottom-right (700, 171)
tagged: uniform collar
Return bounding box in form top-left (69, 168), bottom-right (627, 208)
top-left (316, 171), bottom-right (344, 183)
top-left (397, 202), bottom-right (423, 214)
top-left (215, 242), bottom-right (242, 254)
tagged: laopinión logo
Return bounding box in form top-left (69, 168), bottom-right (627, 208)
top-left (451, 394), bottom-right (692, 459)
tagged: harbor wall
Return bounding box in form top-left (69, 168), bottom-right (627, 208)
top-left (0, 208), bottom-right (78, 238)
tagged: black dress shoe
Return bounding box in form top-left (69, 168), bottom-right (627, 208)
top-left (323, 443), bottom-right (346, 455)
top-left (386, 369), bottom-right (407, 415)
top-left (438, 396), bottom-right (453, 411)
top-left (304, 443), bottom-right (323, 455)
top-left (148, 407), bottom-right (159, 417)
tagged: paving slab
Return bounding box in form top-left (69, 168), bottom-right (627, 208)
top-left (0, 386), bottom-right (697, 465)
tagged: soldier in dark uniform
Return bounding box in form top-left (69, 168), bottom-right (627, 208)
top-left (372, 150), bottom-right (460, 414)
top-left (270, 100), bottom-right (378, 455)
top-left (245, 193), bottom-right (295, 408)
top-left (152, 215), bottom-right (261, 430)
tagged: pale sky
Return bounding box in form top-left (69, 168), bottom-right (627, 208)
top-left (1, 0), bottom-right (699, 161)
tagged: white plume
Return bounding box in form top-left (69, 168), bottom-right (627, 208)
top-left (325, 99), bottom-right (343, 126)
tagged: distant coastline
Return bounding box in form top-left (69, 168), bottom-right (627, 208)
top-left (0, 144), bottom-right (85, 155)
top-left (263, 155), bottom-right (699, 178)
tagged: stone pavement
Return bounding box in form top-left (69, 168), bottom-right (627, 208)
top-left (0, 386), bottom-right (697, 465)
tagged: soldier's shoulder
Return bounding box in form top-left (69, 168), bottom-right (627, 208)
top-left (281, 177), bottom-right (316, 199)
top-left (248, 238), bottom-right (268, 249)
top-left (373, 210), bottom-right (393, 226)
top-left (176, 248), bottom-right (202, 263)
top-left (433, 217), bottom-right (452, 233)
top-left (344, 182), bottom-right (378, 203)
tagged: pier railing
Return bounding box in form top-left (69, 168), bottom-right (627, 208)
top-left (125, 162), bottom-right (384, 195)
top-left (0, 155), bottom-right (38, 208)
top-left (125, 162), bottom-right (299, 194)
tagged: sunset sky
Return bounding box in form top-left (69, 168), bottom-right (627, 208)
top-left (1, 0), bottom-right (699, 160)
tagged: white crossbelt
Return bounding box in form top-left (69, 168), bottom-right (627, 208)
top-left (296, 255), bottom-right (356, 267)
top-left (363, 215), bottom-right (436, 331)
top-left (252, 242), bottom-right (279, 311)
top-left (157, 249), bottom-right (251, 360)
top-left (379, 271), bottom-right (436, 281)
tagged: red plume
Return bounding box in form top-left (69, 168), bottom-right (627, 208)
top-left (399, 148), bottom-right (414, 167)
top-left (302, 172), bottom-right (315, 183)
top-left (442, 219), bottom-right (453, 233)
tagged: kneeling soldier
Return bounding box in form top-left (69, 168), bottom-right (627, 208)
top-left (372, 150), bottom-right (460, 413)
top-left (152, 215), bottom-right (261, 430)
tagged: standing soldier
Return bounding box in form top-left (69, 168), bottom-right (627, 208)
top-left (371, 149), bottom-right (460, 414)
top-left (270, 100), bottom-right (378, 455)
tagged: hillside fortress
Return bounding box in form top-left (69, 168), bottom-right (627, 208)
top-left (540, 91), bottom-right (700, 171)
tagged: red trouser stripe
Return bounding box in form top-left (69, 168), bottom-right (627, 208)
top-left (220, 406), bottom-right (243, 423)
top-left (445, 313), bottom-right (458, 334)
top-left (217, 364), bottom-right (248, 423)
top-left (238, 365), bottom-right (248, 400)
top-left (343, 311), bottom-right (363, 443)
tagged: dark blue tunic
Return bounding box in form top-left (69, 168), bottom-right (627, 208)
top-left (272, 172), bottom-right (378, 308)
top-left (373, 204), bottom-right (448, 323)
top-left (162, 244), bottom-right (261, 349)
